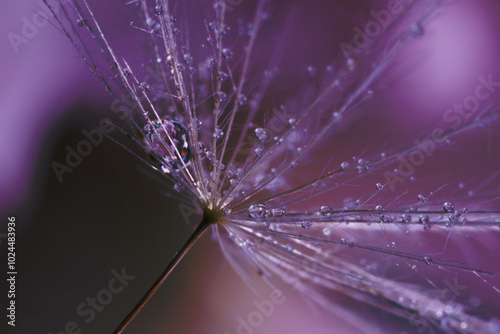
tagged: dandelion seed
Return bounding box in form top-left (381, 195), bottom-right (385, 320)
top-left (45, 0), bottom-right (500, 333)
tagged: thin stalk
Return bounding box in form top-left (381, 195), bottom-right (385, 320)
top-left (113, 220), bottom-right (210, 334)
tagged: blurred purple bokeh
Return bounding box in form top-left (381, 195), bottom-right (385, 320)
top-left (1, 1), bottom-right (500, 334)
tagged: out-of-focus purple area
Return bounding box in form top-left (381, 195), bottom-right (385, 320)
top-left (1, 1), bottom-right (500, 334)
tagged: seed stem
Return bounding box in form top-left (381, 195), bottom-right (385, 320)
top-left (113, 220), bottom-right (210, 334)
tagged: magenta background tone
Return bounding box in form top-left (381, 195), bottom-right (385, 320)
top-left (1, 1), bottom-right (500, 334)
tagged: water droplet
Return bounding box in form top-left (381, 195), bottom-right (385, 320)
top-left (424, 257), bottom-right (433, 265)
top-left (221, 24), bottom-right (230, 35)
top-left (230, 179), bottom-right (238, 186)
top-left (213, 1), bottom-right (224, 12)
top-left (143, 123), bottom-right (154, 135)
top-left (214, 128), bottom-right (224, 139)
top-left (248, 204), bottom-right (269, 219)
top-left (174, 183), bottom-right (183, 192)
top-left (225, 169), bottom-right (235, 179)
top-left (216, 91), bottom-right (227, 102)
top-left (417, 194), bottom-right (428, 203)
top-left (139, 82), bottom-right (149, 92)
top-left (77, 18), bottom-right (86, 27)
top-left (222, 48), bottom-right (233, 59)
top-left (183, 53), bottom-right (193, 64)
top-left (122, 67), bottom-right (132, 77)
top-left (255, 128), bottom-right (268, 141)
top-left (387, 241), bottom-right (399, 249)
top-left (320, 205), bottom-right (333, 216)
top-left (421, 216), bottom-right (432, 230)
top-left (291, 161), bottom-right (298, 168)
top-left (301, 221), bottom-right (312, 229)
top-left (254, 147), bottom-right (264, 157)
top-left (443, 201), bottom-right (455, 212)
top-left (219, 71), bottom-right (228, 82)
top-left (263, 221), bottom-right (270, 228)
top-left (237, 94), bottom-right (248, 106)
top-left (197, 143), bottom-right (207, 158)
top-left (375, 183), bottom-right (384, 190)
top-left (307, 66), bottom-right (317, 76)
top-left (419, 214), bottom-right (429, 224)
top-left (147, 120), bottom-right (192, 169)
top-left (271, 207), bottom-right (285, 217)
top-left (155, 5), bottom-right (164, 15)
top-left (322, 228), bottom-right (331, 236)
top-left (340, 238), bottom-right (348, 244)
top-left (375, 205), bottom-right (385, 213)
top-left (341, 161), bottom-right (350, 170)
top-left (401, 214), bottom-right (412, 223)
top-left (380, 214), bottom-right (394, 223)
top-left (206, 151), bottom-right (215, 161)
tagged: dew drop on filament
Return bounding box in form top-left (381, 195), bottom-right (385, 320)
top-left (271, 207), bottom-right (285, 217)
top-left (320, 205), bottom-right (333, 216)
top-left (418, 194), bottom-right (428, 203)
top-left (146, 120), bottom-right (191, 169)
top-left (214, 128), bottom-right (224, 139)
top-left (154, 5), bottom-right (164, 15)
top-left (255, 128), bottom-right (268, 141)
top-left (248, 204), bottom-right (269, 219)
top-left (139, 82), bottom-right (150, 92)
top-left (206, 151), bottom-right (215, 161)
top-left (254, 147), bottom-right (263, 157)
top-left (401, 214), bottom-right (412, 223)
top-left (443, 201), bottom-right (455, 212)
top-left (222, 48), bottom-right (233, 59)
top-left (301, 221), bottom-right (312, 229)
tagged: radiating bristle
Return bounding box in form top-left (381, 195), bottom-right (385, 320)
top-left (46, 0), bottom-right (500, 332)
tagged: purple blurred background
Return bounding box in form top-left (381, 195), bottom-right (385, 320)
top-left (1, 0), bottom-right (500, 333)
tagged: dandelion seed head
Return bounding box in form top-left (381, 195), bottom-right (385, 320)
top-left (46, 0), bottom-right (500, 332)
